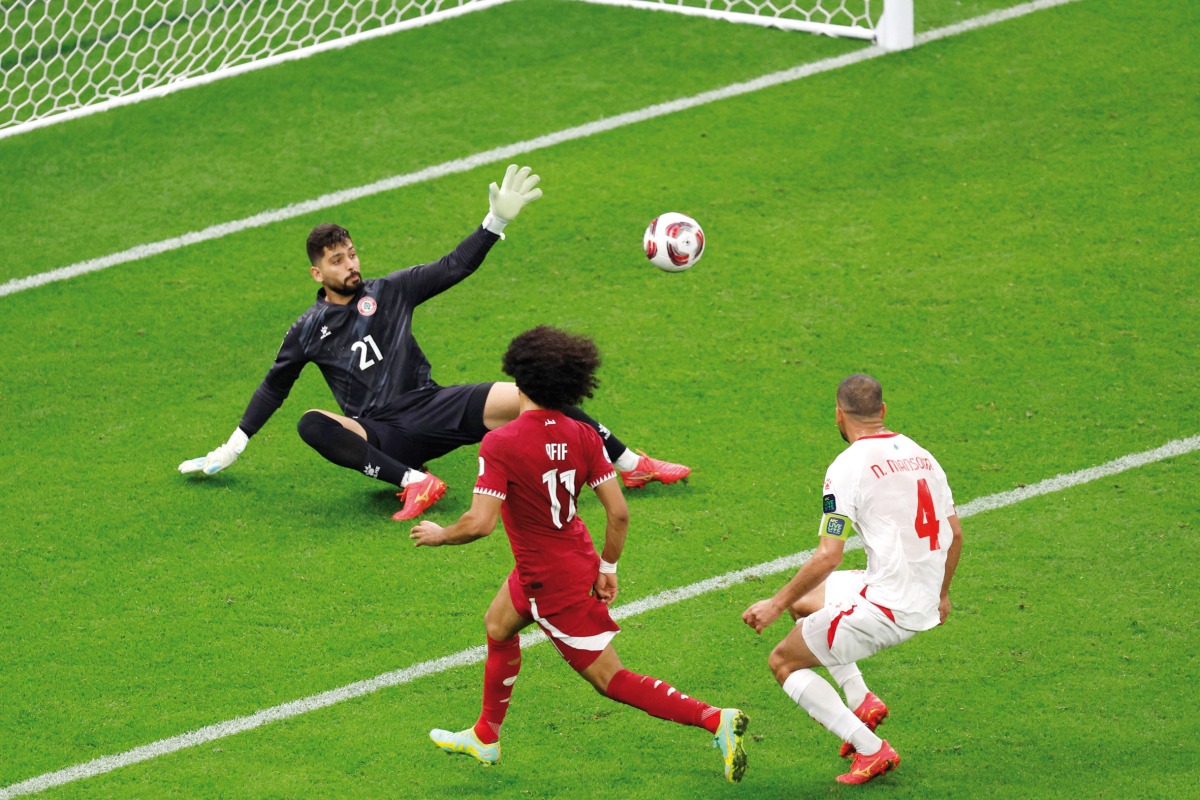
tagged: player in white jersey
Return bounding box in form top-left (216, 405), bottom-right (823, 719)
top-left (742, 374), bottom-right (963, 786)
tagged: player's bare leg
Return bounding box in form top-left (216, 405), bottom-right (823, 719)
top-left (481, 382), bottom-right (522, 430)
top-left (583, 646), bottom-right (749, 783)
top-left (430, 582), bottom-right (531, 765)
top-left (770, 627), bottom-right (898, 784)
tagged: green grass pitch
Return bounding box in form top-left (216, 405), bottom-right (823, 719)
top-left (0, 0), bottom-right (1196, 797)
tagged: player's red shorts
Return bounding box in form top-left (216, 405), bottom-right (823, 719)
top-left (507, 570), bottom-right (620, 671)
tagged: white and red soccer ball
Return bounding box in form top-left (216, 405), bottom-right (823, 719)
top-left (644, 212), bottom-right (704, 272)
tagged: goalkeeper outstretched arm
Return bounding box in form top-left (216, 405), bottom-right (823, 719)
top-left (178, 331), bottom-right (306, 476)
top-left (178, 163), bottom-right (540, 478)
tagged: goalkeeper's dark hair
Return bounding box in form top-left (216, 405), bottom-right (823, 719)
top-left (837, 373), bottom-right (884, 418)
top-left (502, 326), bottom-right (602, 410)
top-left (307, 223), bottom-right (352, 265)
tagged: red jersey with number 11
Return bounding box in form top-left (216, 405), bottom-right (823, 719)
top-left (474, 409), bottom-right (618, 611)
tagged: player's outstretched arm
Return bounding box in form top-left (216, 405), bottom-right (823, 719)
top-left (178, 428), bottom-right (249, 476)
top-left (410, 493), bottom-right (503, 547)
top-left (482, 164), bottom-right (542, 235)
top-left (743, 535), bottom-right (845, 634)
top-left (178, 322), bottom-right (307, 477)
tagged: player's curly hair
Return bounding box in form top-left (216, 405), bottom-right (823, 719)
top-left (502, 326), bottom-right (601, 410)
top-left (307, 223), bottom-right (352, 265)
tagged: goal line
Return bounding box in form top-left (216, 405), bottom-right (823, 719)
top-left (2, 432), bottom-right (1196, 798)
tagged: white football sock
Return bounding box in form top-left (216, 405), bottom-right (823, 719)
top-left (401, 469), bottom-right (428, 487)
top-left (782, 669), bottom-right (882, 756)
top-left (827, 663), bottom-right (869, 710)
top-left (613, 449), bottom-right (640, 472)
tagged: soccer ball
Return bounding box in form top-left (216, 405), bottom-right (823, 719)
top-left (644, 212), bottom-right (705, 272)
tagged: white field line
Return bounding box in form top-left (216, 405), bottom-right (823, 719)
top-left (2, 432), bottom-right (1196, 798)
top-left (0, 0), bottom-right (1083, 300)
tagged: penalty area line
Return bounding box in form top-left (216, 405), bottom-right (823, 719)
top-left (0, 0), bottom-right (1083, 300)
top-left (1, 431), bottom-right (1196, 798)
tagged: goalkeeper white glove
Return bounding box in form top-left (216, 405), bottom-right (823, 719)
top-left (178, 428), bottom-right (249, 476)
top-left (482, 164), bottom-right (542, 234)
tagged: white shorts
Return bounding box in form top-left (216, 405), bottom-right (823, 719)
top-left (800, 571), bottom-right (915, 667)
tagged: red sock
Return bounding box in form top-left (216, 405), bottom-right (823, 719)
top-left (473, 634), bottom-right (521, 744)
top-left (605, 669), bottom-right (723, 733)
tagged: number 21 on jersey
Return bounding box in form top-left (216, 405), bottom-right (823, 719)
top-left (350, 334), bottom-right (383, 371)
top-left (914, 477), bottom-right (941, 550)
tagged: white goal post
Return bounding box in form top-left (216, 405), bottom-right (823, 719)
top-left (0, 0), bottom-right (912, 141)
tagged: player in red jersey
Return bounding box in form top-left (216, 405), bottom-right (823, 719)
top-left (410, 326), bottom-right (748, 782)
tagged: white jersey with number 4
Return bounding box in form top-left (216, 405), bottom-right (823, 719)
top-left (821, 432), bottom-right (956, 632)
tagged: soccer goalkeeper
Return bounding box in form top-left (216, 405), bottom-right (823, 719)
top-left (179, 165), bottom-right (690, 520)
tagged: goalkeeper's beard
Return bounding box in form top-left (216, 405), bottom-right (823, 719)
top-left (328, 273), bottom-right (362, 299)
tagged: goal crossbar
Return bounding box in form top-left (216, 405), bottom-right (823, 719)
top-left (574, 0), bottom-right (913, 48)
top-left (572, 0), bottom-right (878, 40)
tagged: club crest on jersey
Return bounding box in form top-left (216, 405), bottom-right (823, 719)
top-left (823, 494), bottom-right (837, 514)
top-left (357, 296), bottom-right (378, 316)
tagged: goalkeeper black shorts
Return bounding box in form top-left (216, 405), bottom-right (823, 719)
top-left (357, 382), bottom-right (492, 469)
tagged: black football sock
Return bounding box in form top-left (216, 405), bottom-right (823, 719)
top-left (297, 411), bottom-right (412, 487)
top-left (561, 405), bottom-right (629, 464)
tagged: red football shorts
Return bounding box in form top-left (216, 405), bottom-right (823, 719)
top-left (507, 570), bottom-right (620, 671)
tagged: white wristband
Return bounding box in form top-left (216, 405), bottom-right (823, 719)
top-left (599, 559), bottom-right (618, 575)
top-left (482, 213), bottom-right (508, 237)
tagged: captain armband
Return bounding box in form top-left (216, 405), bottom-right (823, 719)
top-left (818, 513), bottom-right (853, 541)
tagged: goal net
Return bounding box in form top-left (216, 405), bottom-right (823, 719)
top-left (0, 0), bottom-right (911, 141)
top-left (0, 0), bottom-right (510, 140)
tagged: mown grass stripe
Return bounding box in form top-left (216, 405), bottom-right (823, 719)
top-left (0, 0), bottom-right (1082, 300)
top-left (2, 430), bottom-right (1194, 798)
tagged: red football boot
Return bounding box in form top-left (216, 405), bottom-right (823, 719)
top-left (836, 740), bottom-right (899, 785)
top-left (619, 449), bottom-right (691, 489)
top-left (393, 473), bottom-right (447, 520)
top-left (840, 692), bottom-right (889, 758)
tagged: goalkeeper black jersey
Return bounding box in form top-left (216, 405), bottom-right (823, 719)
top-left (238, 226), bottom-right (499, 436)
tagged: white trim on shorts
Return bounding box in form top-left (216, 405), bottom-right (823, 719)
top-left (528, 597), bottom-right (618, 652)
